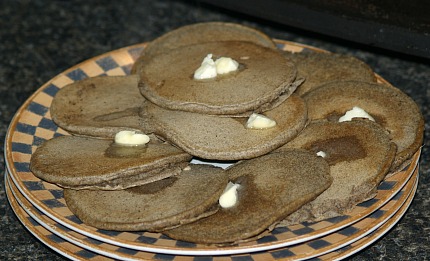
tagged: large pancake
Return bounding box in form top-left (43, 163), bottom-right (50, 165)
top-left (132, 22), bottom-right (276, 74)
top-left (276, 120), bottom-right (396, 225)
top-left (30, 135), bottom-right (192, 189)
top-left (51, 75), bottom-right (148, 138)
top-left (284, 51), bottom-right (377, 96)
top-left (64, 164), bottom-right (228, 231)
top-left (138, 41), bottom-right (297, 115)
top-left (302, 80), bottom-right (424, 171)
top-left (164, 149), bottom-right (332, 244)
top-left (140, 94), bottom-right (307, 160)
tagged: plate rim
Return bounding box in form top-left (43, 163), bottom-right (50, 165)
top-left (5, 166), bottom-right (419, 260)
top-left (3, 39), bottom-right (422, 256)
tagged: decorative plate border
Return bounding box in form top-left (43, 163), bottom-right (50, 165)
top-left (6, 166), bottom-right (418, 261)
top-left (5, 168), bottom-right (418, 261)
top-left (5, 173), bottom-right (114, 261)
top-left (308, 178), bottom-right (417, 261)
top-left (4, 40), bottom-right (421, 256)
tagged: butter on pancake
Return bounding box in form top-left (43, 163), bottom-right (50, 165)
top-left (164, 149), bottom-right (332, 244)
top-left (140, 94), bottom-right (307, 160)
top-left (276, 120), bottom-right (396, 225)
top-left (138, 41), bottom-right (297, 115)
top-left (64, 164), bottom-right (228, 231)
top-left (30, 135), bottom-right (192, 190)
top-left (302, 80), bottom-right (424, 171)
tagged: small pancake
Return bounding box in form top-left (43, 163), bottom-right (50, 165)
top-left (30, 135), bottom-right (192, 189)
top-left (51, 75), bottom-right (148, 138)
top-left (164, 149), bottom-right (332, 244)
top-left (276, 120), bottom-right (396, 225)
top-left (64, 164), bottom-right (228, 231)
top-left (132, 22), bottom-right (276, 74)
top-left (140, 94), bottom-right (307, 160)
top-left (138, 41), bottom-right (297, 115)
top-left (283, 51), bottom-right (377, 96)
top-left (303, 80), bottom-right (424, 171)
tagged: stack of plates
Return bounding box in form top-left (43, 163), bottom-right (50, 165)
top-left (4, 40), bottom-right (421, 261)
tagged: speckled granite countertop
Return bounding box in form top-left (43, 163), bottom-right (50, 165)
top-left (0, 1), bottom-right (429, 260)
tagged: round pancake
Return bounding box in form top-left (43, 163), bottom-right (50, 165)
top-left (140, 94), bottom-right (307, 160)
top-left (138, 41), bottom-right (297, 115)
top-left (164, 149), bottom-right (332, 244)
top-left (30, 135), bottom-right (192, 189)
top-left (51, 75), bottom-right (148, 138)
top-left (219, 77), bottom-right (305, 118)
top-left (64, 164), bottom-right (228, 231)
top-left (276, 120), bottom-right (396, 225)
top-left (302, 80), bottom-right (424, 171)
top-left (283, 51), bottom-right (377, 96)
top-left (64, 166), bottom-right (184, 191)
top-left (132, 22), bottom-right (276, 74)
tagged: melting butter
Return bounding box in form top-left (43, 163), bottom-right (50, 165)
top-left (193, 54), bottom-right (217, 80)
top-left (194, 54), bottom-right (239, 80)
top-left (339, 106), bottom-right (375, 122)
top-left (215, 57), bottom-right (239, 74)
top-left (246, 113), bottom-right (277, 129)
top-left (219, 181), bottom-right (240, 208)
top-left (114, 130), bottom-right (150, 145)
top-left (316, 151), bottom-right (327, 158)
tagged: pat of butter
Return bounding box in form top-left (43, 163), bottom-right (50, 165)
top-left (219, 182), bottom-right (240, 208)
top-left (193, 54), bottom-right (217, 80)
top-left (215, 57), bottom-right (239, 74)
top-left (246, 113), bottom-right (277, 129)
top-left (338, 106), bottom-right (375, 122)
top-left (316, 151), bottom-right (327, 158)
top-left (194, 54), bottom-right (239, 80)
top-left (194, 53), bottom-right (217, 80)
top-left (114, 131), bottom-right (150, 145)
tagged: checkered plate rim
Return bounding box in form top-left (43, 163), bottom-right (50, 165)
top-left (3, 40), bottom-right (421, 256)
top-left (6, 168), bottom-right (418, 261)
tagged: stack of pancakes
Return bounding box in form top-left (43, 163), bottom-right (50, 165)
top-left (29, 22), bottom-right (424, 245)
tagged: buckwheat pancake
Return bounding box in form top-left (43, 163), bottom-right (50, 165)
top-left (220, 77), bottom-right (305, 118)
top-left (65, 166), bottom-right (184, 191)
top-left (302, 80), bottom-right (424, 171)
top-left (64, 164), bottom-right (228, 231)
top-left (138, 41), bottom-right (297, 115)
top-left (131, 22), bottom-right (276, 74)
top-left (164, 149), bottom-right (332, 244)
top-left (30, 135), bottom-right (192, 189)
top-left (276, 120), bottom-right (397, 225)
top-left (51, 75), bottom-right (148, 139)
top-left (283, 51), bottom-right (377, 96)
top-left (140, 94), bottom-right (307, 160)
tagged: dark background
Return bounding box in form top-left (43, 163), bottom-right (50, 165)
top-left (1, 0), bottom-right (429, 260)
top-left (201, 0), bottom-right (430, 58)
